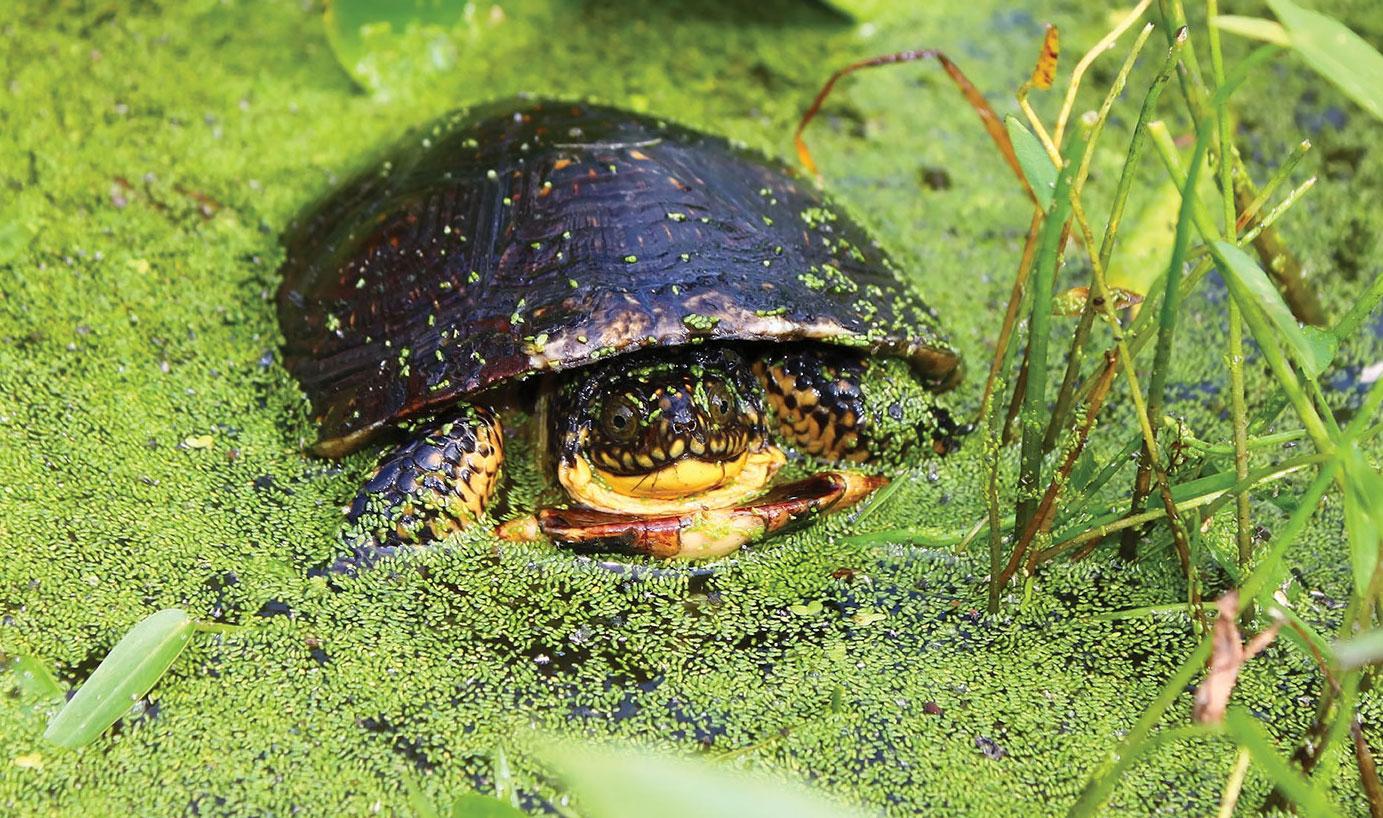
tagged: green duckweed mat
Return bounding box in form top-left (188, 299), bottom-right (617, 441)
top-left (1, 0), bottom-right (1381, 815)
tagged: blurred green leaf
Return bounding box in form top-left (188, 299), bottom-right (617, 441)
top-left (1212, 15), bottom-right (1290, 46)
top-left (450, 793), bottom-right (527, 818)
top-left (1004, 115), bottom-right (1056, 210)
top-left (0, 200), bottom-right (39, 266)
top-left (402, 770), bottom-right (442, 818)
top-left (1341, 447), bottom-right (1383, 597)
top-left (1212, 241), bottom-right (1337, 378)
top-left (8, 655), bottom-right (63, 701)
top-left (322, 1), bottom-right (554, 100)
top-left (1267, 0), bottom-right (1383, 120)
top-left (1105, 180), bottom-right (1180, 298)
top-left (324, 0), bottom-right (465, 97)
top-left (1335, 629), bottom-right (1383, 671)
top-left (0, 221), bottom-right (36, 265)
top-left (493, 746), bottom-right (517, 808)
top-left (1107, 161), bottom-right (1221, 299)
top-left (537, 740), bottom-right (866, 818)
top-left (44, 609), bottom-right (195, 749)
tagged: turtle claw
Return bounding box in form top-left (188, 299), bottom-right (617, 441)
top-left (496, 471), bottom-right (886, 559)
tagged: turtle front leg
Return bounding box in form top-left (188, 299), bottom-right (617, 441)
top-left (340, 405), bottom-right (504, 565)
top-left (753, 348), bottom-right (964, 467)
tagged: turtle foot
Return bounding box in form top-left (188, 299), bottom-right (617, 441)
top-left (496, 471), bottom-right (886, 559)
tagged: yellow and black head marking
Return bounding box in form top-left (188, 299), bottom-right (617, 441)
top-left (755, 347), bottom-right (966, 469)
top-left (555, 347), bottom-right (784, 515)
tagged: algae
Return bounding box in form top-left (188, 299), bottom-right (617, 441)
top-left (0, 0), bottom-right (1381, 815)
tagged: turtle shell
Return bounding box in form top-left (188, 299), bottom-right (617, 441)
top-left (278, 98), bottom-right (960, 455)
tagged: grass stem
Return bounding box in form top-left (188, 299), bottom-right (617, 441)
top-left (1043, 23), bottom-right (1158, 452)
top-left (1235, 139), bottom-right (1311, 231)
top-left (1014, 133), bottom-right (1085, 537)
top-left (1052, 0), bottom-right (1153, 147)
top-left (1215, 748), bottom-right (1251, 818)
top-left (1205, 0), bottom-right (1254, 573)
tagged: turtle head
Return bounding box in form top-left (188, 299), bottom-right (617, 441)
top-left (556, 348), bottom-right (785, 515)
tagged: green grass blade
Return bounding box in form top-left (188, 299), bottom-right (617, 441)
top-left (1070, 721), bottom-right (1214, 816)
top-left (1015, 131), bottom-right (1085, 532)
top-left (1211, 240), bottom-right (1337, 378)
top-left (1223, 709), bottom-right (1343, 818)
top-left (1212, 15), bottom-right (1290, 46)
top-left (1267, 0), bottom-right (1383, 120)
top-left (1005, 115), bottom-right (1057, 210)
top-left (43, 608), bottom-right (195, 750)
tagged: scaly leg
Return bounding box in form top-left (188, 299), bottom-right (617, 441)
top-left (341, 405), bottom-right (504, 563)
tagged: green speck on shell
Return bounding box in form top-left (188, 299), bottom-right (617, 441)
top-left (682, 313), bottom-right (721, 331)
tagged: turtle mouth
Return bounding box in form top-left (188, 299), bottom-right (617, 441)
top-left (559, 445), bottom-right (786, 516)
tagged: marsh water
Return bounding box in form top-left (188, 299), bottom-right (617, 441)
top-left (1, 0), bottom-right (1381, 814)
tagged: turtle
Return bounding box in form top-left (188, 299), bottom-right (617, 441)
top-left (277, 98), bottom-right (964, 562)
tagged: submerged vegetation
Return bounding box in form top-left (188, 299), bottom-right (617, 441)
top-left (2, 0), bottom-right (1382, 815)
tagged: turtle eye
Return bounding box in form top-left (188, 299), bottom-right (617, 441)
top-left (600, 396), bottom-right (640, 443)
top-left (705, 381), bottom-right (735, 425)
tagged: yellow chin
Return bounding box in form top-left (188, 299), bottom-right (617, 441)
top-left (559, 446), bottom-right (786, 516)
top-left (602, 453), bottom-right (749, 499)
